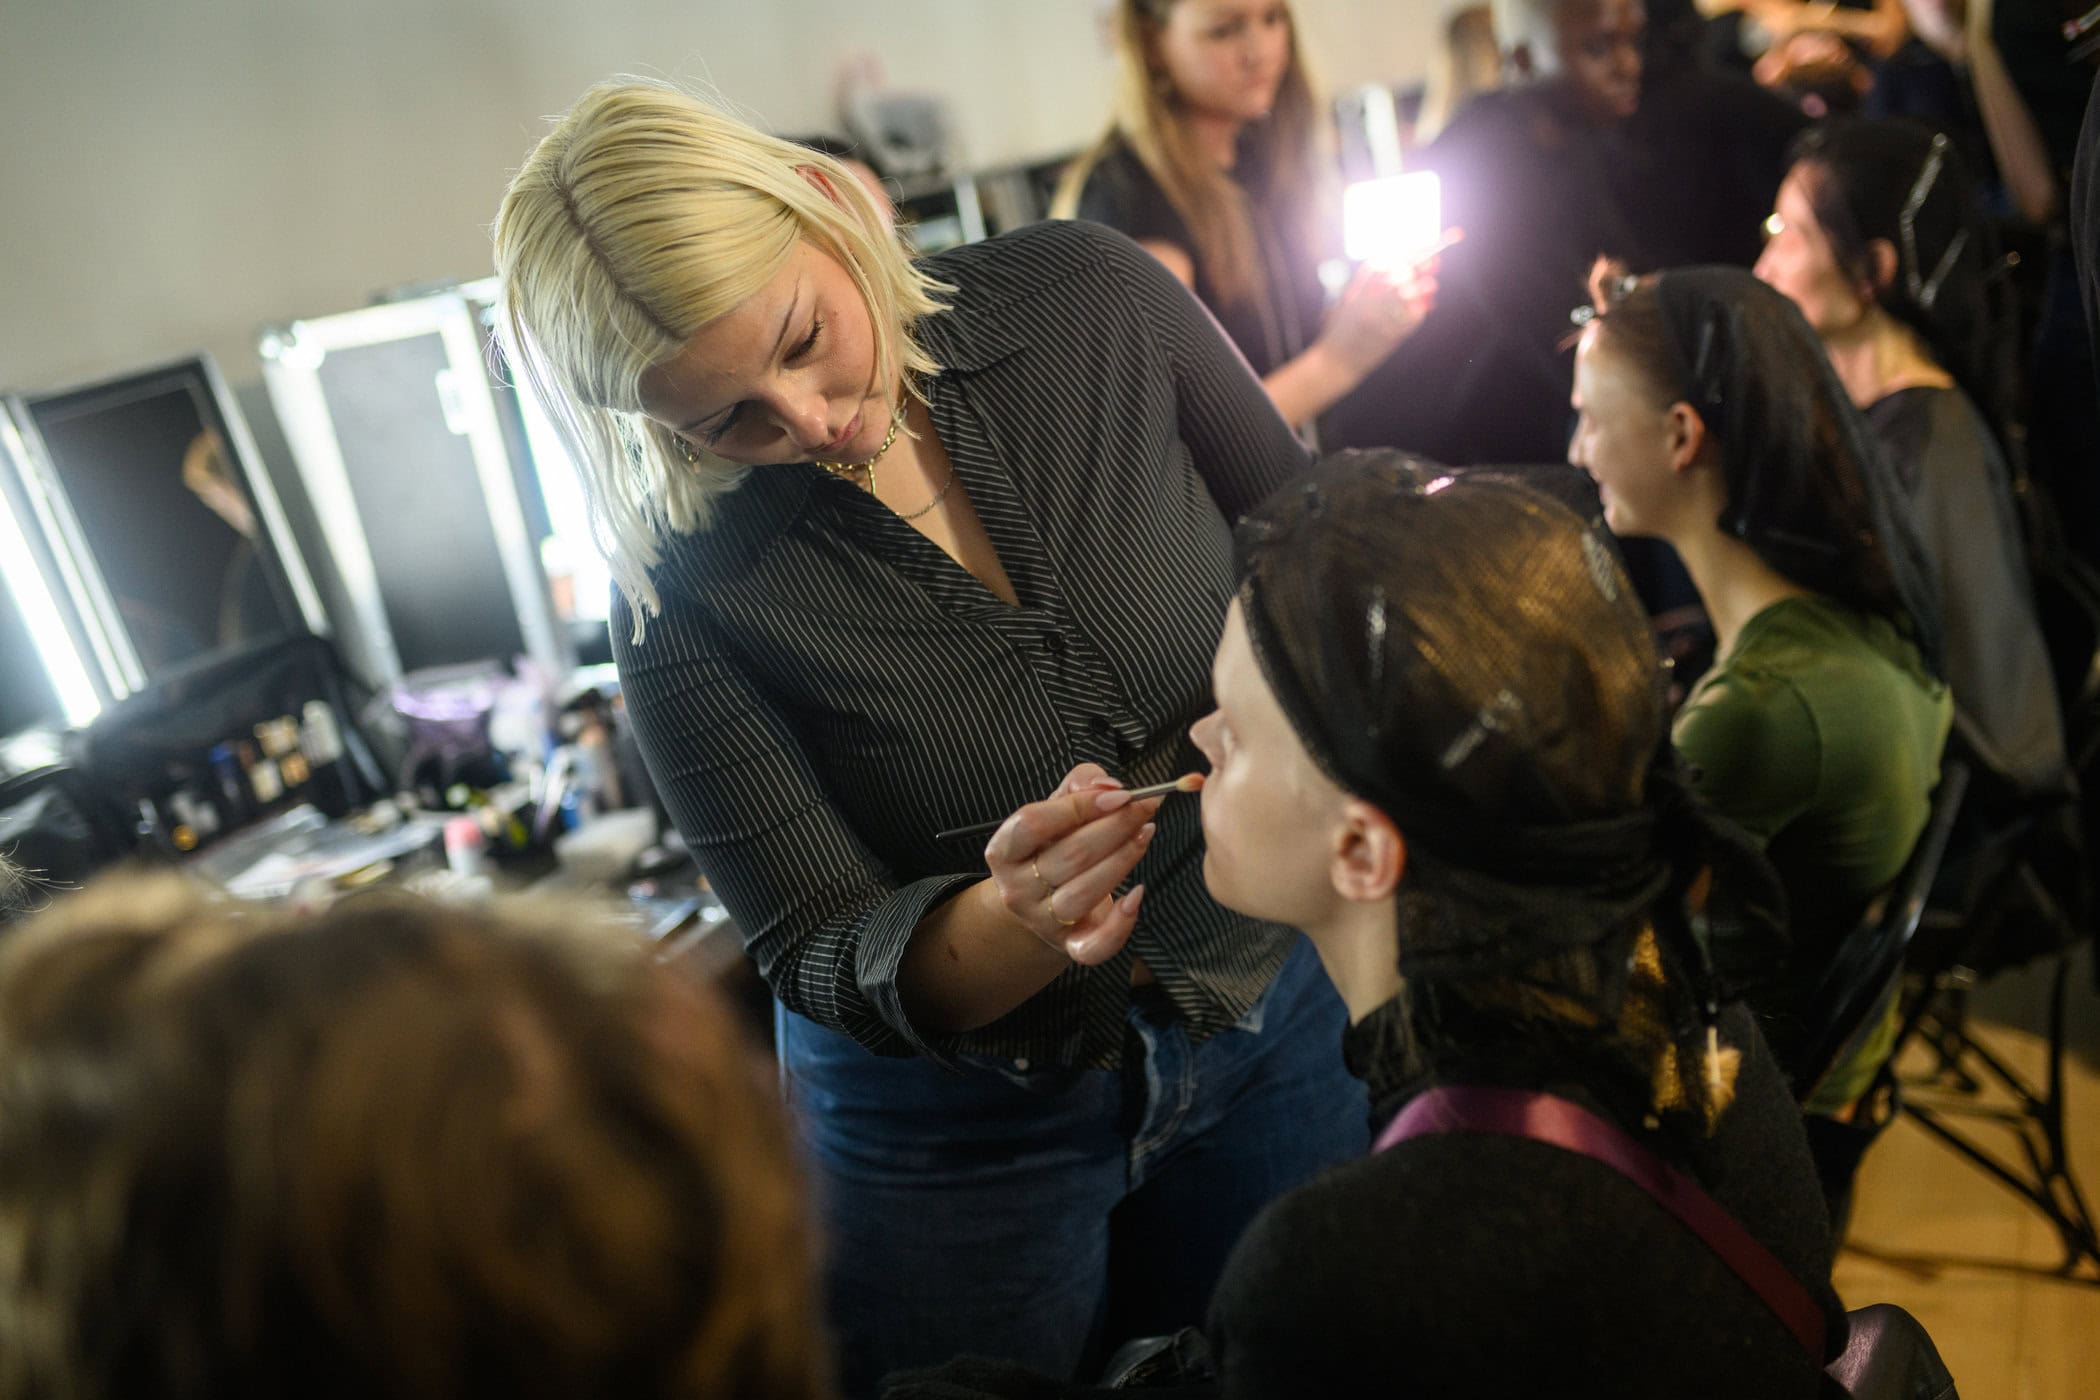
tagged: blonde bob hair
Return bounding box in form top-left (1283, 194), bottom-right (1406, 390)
top-left (493, 79), bottom-right (952, 638)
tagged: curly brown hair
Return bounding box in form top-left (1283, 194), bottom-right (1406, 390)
top-left (0, 877), bottom-right (828, 1400)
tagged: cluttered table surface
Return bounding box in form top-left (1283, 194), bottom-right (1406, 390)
top-left (184, 801), bottom-right (738, 970)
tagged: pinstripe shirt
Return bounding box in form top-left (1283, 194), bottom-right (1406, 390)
top-left (614, 220), bottom-right (1312, 1067)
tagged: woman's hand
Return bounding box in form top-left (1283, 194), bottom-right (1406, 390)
top-left (984, 764), bottom-right (1159, 965)
top-left (1317, 258), bottom-right (1439, 379)
top-left (1746, 0), bottom-right (1812, 42)
top-left (1261, 246), bottom-right (1446, 427)
top-left (1900, 0), bottom-right (1965, 61)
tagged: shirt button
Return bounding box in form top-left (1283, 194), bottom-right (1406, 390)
top-left (1089, 716), bottom-right (1114, 741)
top-left (1042, 632), bottom-right (1066, 656)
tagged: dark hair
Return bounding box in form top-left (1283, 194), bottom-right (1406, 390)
top-left (1584, 260), bottom-right (1943, 672)
top-left (1789, 119), bottom-right (2010, 442)
top-left (1235, 455), bottom-right (1788, 1130)
top-left (0, 878), bottom-right (827, 1400)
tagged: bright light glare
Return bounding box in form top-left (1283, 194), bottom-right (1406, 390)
top-left (0, 477), bottom-right (101, 727)
top-left (1343, 172), bottom-right (1441, 269)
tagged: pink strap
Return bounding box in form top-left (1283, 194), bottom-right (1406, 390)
top-left (1376, 1085), bottom-right (1826, 1362)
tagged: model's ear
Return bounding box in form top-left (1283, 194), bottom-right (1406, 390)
top-left (1331, 800), bottom-right (1407, 903)
top-left (1863, 237), bottom-right (1899, 300)
top-left (797, 164), bottom-right (843, 206)
top-left (1664, 400), bottom-right (1709, 476)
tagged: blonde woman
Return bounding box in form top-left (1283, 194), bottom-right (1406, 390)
top-left (493, 81), bottom-right (1366, 1396)
top-left (1054, 0), bottom-right (1431, 430)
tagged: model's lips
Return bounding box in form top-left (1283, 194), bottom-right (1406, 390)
top-left (825, 410), bottom-right (862, 457)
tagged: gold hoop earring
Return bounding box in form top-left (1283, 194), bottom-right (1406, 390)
top-left (675, 436), bottom-right (701, 465)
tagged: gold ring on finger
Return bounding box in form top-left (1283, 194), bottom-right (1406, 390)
top-left (1048, 894), bottom-right (1082, 929)
top-left (1031, 860), bottom-right (1055, 898)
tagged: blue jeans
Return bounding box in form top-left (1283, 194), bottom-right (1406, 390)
top-left (777, 937), bottom-right (1367, 1398)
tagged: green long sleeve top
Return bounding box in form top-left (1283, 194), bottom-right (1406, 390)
top-left (1674, 594), bottom-right (1951, 1105)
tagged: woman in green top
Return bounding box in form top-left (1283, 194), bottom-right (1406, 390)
top-left (1567, 263), bottom-right (1950, 1207)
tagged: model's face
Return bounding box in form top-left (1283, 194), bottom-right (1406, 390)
top-left (1541, 0), bottom-right (1646, 124)
top-left (639, 240), bottom-right (889, 467)
top-left (1754, 168), bottom-right (1870, 340)
top-left (1152, 0), bottom-right (1295, 125)
top-left (1189, 602), bottom-right (1351, 930)
top-left (1569, 326), bottom-right (1680, 538)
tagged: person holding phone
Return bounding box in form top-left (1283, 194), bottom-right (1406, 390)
top-left (1055, 0), bottom-right (1434, 432)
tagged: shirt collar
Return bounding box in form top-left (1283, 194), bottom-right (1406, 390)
top-left (912, 262), bottom-right (1029, 374)
top-left (653, 247), bottom-right (1028, 583)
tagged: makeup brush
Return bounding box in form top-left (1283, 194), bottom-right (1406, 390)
top-left (935, 773), bottom-right (1205, 843)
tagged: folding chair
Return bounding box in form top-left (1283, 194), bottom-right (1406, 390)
top-left (1792, 763), bottom-right (1971, 1107)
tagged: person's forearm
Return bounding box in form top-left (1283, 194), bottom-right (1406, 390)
top-left (1262, 340), bottom-right (1359, 428)
top-left (899, 878), bottom-right (1075, 1034)
top-left (1967, 19), bottom-right (2060, 222)
top-left (1799, 0), bottom-right (1909, 57)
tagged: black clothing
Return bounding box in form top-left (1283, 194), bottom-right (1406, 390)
top-left (1207, 1001), bottom-right (1846, 1399)
top-left (1867, 42), bottom-right (2004, 210)
top-left (1867, 386), bottom-right (2067, 790)
top-left (2074, 64), bottom-right (2100, 401)
top-left (1325, 87), bottom-right (1645, 465)
top-left (613, 220), bottom-right (1310, 1068)
top-left (1621, 64), bottom-right (1810, 270)
top-left (1071, 134), bottom-right (1326, 380)
top-left (1993, 0), bottom-right (2094, 179)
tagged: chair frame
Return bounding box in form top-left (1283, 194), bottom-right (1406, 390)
top-left (1895, 872), bottom-right (2099, 1280)
top-left (1878, 514), bottom-right (2100, 1281)
top-left (1795, 763), bottom-right (1971, 1106)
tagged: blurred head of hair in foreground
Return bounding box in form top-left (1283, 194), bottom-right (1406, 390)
top-left (0, 877), bottom-right (828, 1400)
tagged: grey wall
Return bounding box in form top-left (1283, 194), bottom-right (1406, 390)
top-left (0, 0), bottom-right (1441, 393)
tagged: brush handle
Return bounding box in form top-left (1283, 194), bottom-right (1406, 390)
top-left (933, 779), bottom-right (1195, 843)
top-left (933, 814), bottom-right (1014, 843)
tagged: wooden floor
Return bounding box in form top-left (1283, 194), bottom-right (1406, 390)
top-left (1833, 946), bottom-right (2100, 1399)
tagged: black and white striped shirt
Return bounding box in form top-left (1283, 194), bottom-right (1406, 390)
top-left (614, 220), bottom-right (1312, 1067)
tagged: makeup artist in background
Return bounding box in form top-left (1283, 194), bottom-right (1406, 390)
top-left (494, 80), bottom-right (1366, 1398)
top-left (1054, 0), bottom-right (1434, 432)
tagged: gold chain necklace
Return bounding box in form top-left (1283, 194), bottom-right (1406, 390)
top-left (816, 412), bottom-right (903, 483)
top-left (819, 409), bottom-right (955, 521)
top-left (892, 462), bottom-right (958, 521)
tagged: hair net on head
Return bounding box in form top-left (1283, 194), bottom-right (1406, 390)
top-left (1234, 452), bottom-right (1786, 1020)
top-left (1650, 266), bottom-right (1944, 675)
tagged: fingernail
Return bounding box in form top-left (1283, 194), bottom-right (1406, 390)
top-left (1137, 822), bottom-right (1156, 843)
top-left (1095, 788), bottom-right (1133, 812)
top-left (1120, 886), bottom-right (1145, 915)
